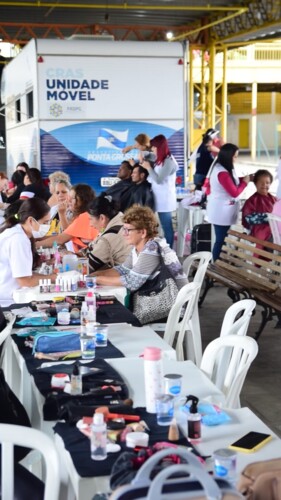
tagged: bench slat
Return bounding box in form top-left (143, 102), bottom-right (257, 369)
top-left (229, 229), bottom-right (281, 253)
top-left (219, 251), bottom-right (281, 283)
top-left (215, 260), bottom-right (279, 291)
top-left (220, 246), bottom-right (281, 280)
top-left (223, 236), bottom-right (281, 266)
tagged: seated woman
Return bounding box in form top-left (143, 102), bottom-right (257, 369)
top-left (94, 205), bottom-right (187, 323)
top-left (84, 195), bottom-right (130, 272)
top-left (0, 198), bottom-right (56, 306)
top-left (47, 170), bottom-right (71, 215)
top-left (20, 168), bottom-right (50, 201)
top-left (37, 183), bottom-right (98, 252)
top-left (47, 179), bottom-right (72, 235)
top-left (242, 169), bottom-right (276, 243)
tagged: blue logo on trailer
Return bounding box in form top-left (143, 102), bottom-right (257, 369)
top-left (40, 121), bottom-right (184, 193)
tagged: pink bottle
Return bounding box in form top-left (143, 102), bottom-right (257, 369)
top-left (143, 347), bottom-right (164, 413)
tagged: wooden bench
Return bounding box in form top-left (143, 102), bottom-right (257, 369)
top-left (200, 229), bottom-right (281, 339)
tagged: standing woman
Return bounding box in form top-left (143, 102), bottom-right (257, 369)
top-left (142, 134), bottom-right (178, 248)
top-left (207, 143), bottom-right (250, 261)
top-left (0, 198), bottom-right (56, 306)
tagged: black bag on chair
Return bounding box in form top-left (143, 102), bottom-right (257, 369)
top-left (0, 368), bottom-right (31, 461)
top-left (131, 244), bottom-right (179, 325)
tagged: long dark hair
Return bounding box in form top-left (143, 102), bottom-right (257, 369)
top-left (88, 194), bottom-right (119, 220)
top-left (25, 167), bottom-right (45, 186)
top-left (216, 143), bottom-right (238, 182)
top-left (0, 197), bottom-right (50, 269)
top-left (72, 183), bottom-right (96, 216)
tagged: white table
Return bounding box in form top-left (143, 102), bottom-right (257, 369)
top-left (53, 359), bottom-right (281, 500)
top-left (2, 324), bottom-right (176, 426)
top-left (12, 285), bottom-right (127, 305)
top-left (177, 203), bottom-right (205, 257)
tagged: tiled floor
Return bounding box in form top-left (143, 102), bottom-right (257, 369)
top-left (199, 282), bottom-right (281, 437)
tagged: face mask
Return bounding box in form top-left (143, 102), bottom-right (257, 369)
top-left (31, 220), bottom-right (50, 238)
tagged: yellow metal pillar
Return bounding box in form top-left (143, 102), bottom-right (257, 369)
top-left (221, 47), bottom-right (227, 141)
top-left (251, 81), bottom-right (257, 160)
top-left (201, 50), bottom-right (206, 130)
top-left (208, 43), bottom-right (216, 129)
top-left (188, 45), bottom-right (194, 157)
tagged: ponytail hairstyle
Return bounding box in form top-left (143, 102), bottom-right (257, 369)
top-left (0, 197), bottom-right (50, 269)
top-left (216, 143), bottom-right (239, 183)
top-left (88, 193), bottom-right (120, 220)
top-left (150, 134), bottom-right (171, 165)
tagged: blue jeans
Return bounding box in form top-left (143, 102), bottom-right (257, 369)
top-left (213, 224), bottom-right (230, 261)
top-left (158, 212), bottom-right (174, 248)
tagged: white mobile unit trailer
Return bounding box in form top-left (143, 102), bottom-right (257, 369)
top-left (1, 38), bottom-right (188, 192)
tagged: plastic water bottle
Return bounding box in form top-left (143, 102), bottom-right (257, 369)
top-left (143, 347), bottom-right (164, 413)
top-left (91, 413), bottom-right (107, 461)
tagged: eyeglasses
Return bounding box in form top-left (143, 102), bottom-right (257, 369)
top-left (122, 227), bottom-right (138, 235)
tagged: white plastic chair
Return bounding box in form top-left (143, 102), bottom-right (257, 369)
top-left (267, 212), bottom-right (281, 245)
top-left (0, 423), bottom-right (60, 500)
top-left (220, 299), bottom-right (256, 338)
top-left (163, 282), bottom-right (201, 362)
top-left (200, 335), bottom-right (259, 408)
top-left (0, 312), bottom-right (15, 370)
top-left (182, 252), bottom-right (212, 364)
top-left (182, 251), bottom-right (212, 284)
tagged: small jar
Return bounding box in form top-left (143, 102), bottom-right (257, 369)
top-left (57, 309), bottom-right (71, 325)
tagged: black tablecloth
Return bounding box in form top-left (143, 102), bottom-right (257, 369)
top-left (54, 407), bottom-right (194, 478)
top-left (8, 301), bottom-right (141, 328)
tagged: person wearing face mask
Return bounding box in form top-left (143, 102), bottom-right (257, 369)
top-left (0, 197), bottom-right (57, 306)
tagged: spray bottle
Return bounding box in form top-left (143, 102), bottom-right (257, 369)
top-left (186, 395), bottom-right (201, 441)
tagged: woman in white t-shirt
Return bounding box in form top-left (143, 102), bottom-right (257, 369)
top-left (0, 197), bottom-right (57, 306)
top-left (142, 134), bottom-right (178, 248)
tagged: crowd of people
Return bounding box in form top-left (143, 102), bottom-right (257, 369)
top-left (0, 131), bottom-right (280, 310)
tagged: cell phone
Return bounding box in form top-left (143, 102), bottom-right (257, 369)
top-left (229, 431), bottom-right (272, 453)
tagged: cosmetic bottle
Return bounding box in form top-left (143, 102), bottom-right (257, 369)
top-left (91, 413), bottom-right (107, 461)
top-left (186, 395), bottom-right (201, 441)
top-left (70, 362), bottom-right (82, 395)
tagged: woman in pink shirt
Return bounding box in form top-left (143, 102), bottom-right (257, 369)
top-left (207, 143), bottom-right (250, 261)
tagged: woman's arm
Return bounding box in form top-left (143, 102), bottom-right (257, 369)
top-left (17, 272), bottom-right (57, 287)
top-left (142, 156), bottom-right (177, 184)
top-left (218, 172), bottom-right (249, 198)
top-left (35, 232), bottom-right (71, 249)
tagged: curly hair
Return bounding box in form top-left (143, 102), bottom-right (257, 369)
top-left (253, 169), bottom-right (273, 185)
top-left (49, 170), bottom-right (71, 187)
top-left (122, 205), bottom-right (158, 238)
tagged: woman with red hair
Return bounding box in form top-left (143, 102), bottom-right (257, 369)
top-left (142, 134), bottom-right (178, 247)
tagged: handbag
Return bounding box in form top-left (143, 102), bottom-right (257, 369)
top-left (131, 244), bottom-right (179, 325)
top-left (110, 447), bottom-right (242, 499)
top-left (237, 458), bottom-right (281, 500)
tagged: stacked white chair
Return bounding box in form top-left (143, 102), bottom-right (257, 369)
top-left (163, 282), bottom-right (201, 361)
top-left (0, 312), bottom-right (16, 372)
top-left (151, 252), bottom-right (212, 365)
top-left (0, 423), bottom-right (60, 500)
top-left (200, 334), bottom-right (259, 408)
top-left (182, 251), bottom-right (212, 364)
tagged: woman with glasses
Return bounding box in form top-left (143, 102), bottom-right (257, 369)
top-left (0, 197), bottom-right (57, 306)
top-left (94, 205), bottom-right (187, 321)
top-left (206, 143), bottom-right (250, 261)
top-left (37, 183), bottom-right (98, 252)
top-left (83, 194), bottom-right (130, 272)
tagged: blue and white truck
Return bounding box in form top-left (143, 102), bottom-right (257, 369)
top-left (1, 38), bottom-right (188, 192)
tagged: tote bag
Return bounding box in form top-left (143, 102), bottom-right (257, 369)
top-left (131, 243), bottom-right (178, 325)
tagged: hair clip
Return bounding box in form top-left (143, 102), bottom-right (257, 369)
top-left (14, 213), bottom-right (19, 219)
top-left (104, 195), bottom-right (112, 202)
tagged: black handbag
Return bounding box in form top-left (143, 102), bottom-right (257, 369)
top-left (131, 244), bottom-right (179, 325)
